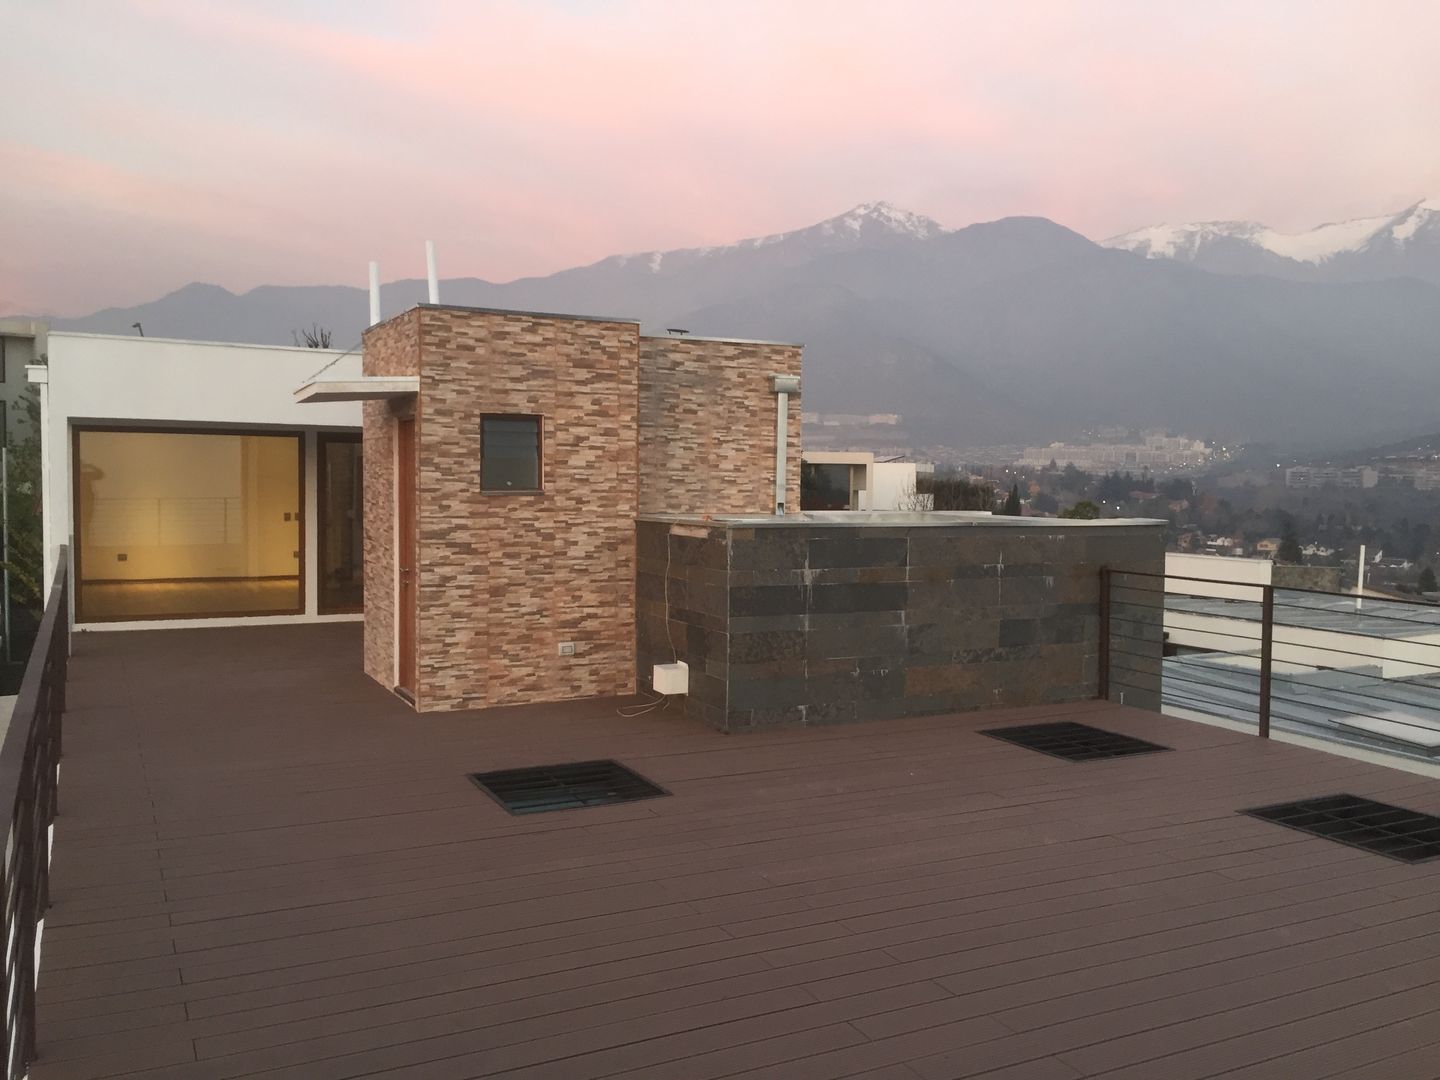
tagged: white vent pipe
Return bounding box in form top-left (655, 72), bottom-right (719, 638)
top-left (368, 261), bottom-right (381, 326)
top-left (425, 241), bottom-right (439, 304)
top-left (1355, 543), bottom-right (1365, 612)
top-left (771, 375), bottom-right (801, 514)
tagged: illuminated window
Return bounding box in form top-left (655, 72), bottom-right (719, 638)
top-left (75, 429), bottom-right (302, 621)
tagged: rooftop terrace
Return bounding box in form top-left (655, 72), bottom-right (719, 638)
top-left (31, 623), bottom-right (1440, 1079)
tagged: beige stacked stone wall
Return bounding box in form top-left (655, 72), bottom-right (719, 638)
top-left (361, 307), bottom-right (803, 712)
top-left (420, 308), bottom-right (640, 711)
top-left (360, 310), bottom-right (420, 689)
top-left (637, 337), bottom-right (802, 515)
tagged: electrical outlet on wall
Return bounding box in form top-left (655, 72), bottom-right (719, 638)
top-left (117, 553), bottom-right (127, 562)
top-left (558, 642), bottom-right (577, 657)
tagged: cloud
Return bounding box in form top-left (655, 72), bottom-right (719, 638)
top-left (6, 0), bottom-right (1440, 314)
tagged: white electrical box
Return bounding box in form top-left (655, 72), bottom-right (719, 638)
top-left (652, 661), bottom-right (689, 695)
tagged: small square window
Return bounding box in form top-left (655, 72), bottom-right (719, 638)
top-left (481, 415), bottom-right (542, 492)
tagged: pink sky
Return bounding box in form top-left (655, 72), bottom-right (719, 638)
top-left (5, 0), bottom-right (1440, 315)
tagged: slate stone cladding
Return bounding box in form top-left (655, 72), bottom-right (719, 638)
top-left (361, 306), bottom-right (802, 712)
top-left (638, 518), bottom-right (1164, 731)
top-left (638, 338), bottom-right (802, 515)
top-left (636, 523), bottom-right (730, 728)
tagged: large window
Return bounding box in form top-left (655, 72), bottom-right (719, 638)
top-left (318, 434), bottom-right (363, 614)
top-left (75, 429), bottom-right (302, 621)
top-left (480, 415), bottom-right (542, 492)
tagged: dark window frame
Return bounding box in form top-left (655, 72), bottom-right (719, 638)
top-left (480, 413), bottom-right (544, 494)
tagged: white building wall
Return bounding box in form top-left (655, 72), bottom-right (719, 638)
top-left (869, 462), bottom-right (919, 512)
top-left (1165, 552), bottom-right (1271, 602)
top-left (36, 332), bottom-right (362, 627)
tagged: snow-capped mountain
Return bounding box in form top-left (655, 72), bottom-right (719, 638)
top-left (604, 201), bottom-right (947, 274)
top-left (1103, 198), bottom-right (1440, 284)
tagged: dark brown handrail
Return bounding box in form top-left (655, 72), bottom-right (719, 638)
top-left (1, 548), bottom-right (69, 1080)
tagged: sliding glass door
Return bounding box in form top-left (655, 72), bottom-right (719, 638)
top-left (74, 429), bottom-right (303, 621)
top-left (317, 434), bottom-right (363, 614)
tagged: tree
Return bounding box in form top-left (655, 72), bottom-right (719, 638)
top-left (292, 324), bottom-right (333, 349)
top-left (1031, 491), bottom-right (1059, 514)
top-left (918, 473), bottom-right (994, 511)
top-left (1421, 566), bottom-right (1438, 594)
top-left (1001, 484), bottom-right (1022, 516)
top-left (1059, 500), bottom-right (1101, 520)
top-left (2, 386), bottom-right (45, 615)
top-left (1059, 463), bottom-right (1087, 494)
top-left (1276, 522), bottom-right (1303, 565)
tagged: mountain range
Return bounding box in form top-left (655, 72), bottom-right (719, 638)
top-left (1104, 198), bottom-right (1440, 285)
top-left (34, 197), bottom-right (1440, 452)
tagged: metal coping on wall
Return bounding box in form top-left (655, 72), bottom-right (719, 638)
top-left (638, 333), bottom-right (806, 348)
top-left (410, 303), bottom-right (642, 325)
top-left (395, 304), bottom-right (805, 348)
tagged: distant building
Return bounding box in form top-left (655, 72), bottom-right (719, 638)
top-left (1284, 465), bottom-right (1378, 490)
top-left (802, 412), bottom-right (901, 427)
top-left (801, 451), bottom-right (931, 510)
top-left (1016, 431), bottom-right (1210, 473)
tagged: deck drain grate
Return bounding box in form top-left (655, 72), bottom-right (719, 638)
top-left (469, 759), bottom-right (669, 815)
top-left (1240, 794), bottom-right (1440, 863)
top-left (980, 721), bottom-right (1170, 762)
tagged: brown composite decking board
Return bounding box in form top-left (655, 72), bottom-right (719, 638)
top-left (29, 624), bottom-right (1440, 1080)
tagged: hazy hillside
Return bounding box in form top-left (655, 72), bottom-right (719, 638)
top-left (41, 201), bottom-right (1440, 451)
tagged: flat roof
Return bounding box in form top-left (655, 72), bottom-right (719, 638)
top-left (409, 302), bottom-right (640, 325)
top-left (372, 305), bottom-right (804, 347)
top-left (1166, 593), bottom-right (1440, 638)
top-left (640, 332), bottom-right (805, 348)
top-left (47, 330), bottom-right (357, 356)
top-left (1164, 653), bottom-right (1440, 759)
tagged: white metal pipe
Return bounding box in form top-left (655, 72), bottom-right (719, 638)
top-left (774, 392), bottom-right (788, 515)
top-left (425, 241), bottom-right (439, 304)
top-left (368, 261), bottom-right (381, 326)
top-left (1356, 543), bottom-right (1365, 612)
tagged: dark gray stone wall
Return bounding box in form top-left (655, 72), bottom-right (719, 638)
top-left (636, 521), bottom-right (729, 727)
top-left (637, 519), bottom-right (1164, 732)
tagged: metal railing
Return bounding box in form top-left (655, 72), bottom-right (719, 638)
top-left (1101, 566), bottom-right (1440, 757)
top-left (1, 550), bottom-right (68, 1080)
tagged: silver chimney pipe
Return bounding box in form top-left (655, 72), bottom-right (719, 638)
top-left (368, 261), bottom-right (381, 326)
top-left (771, 375), bottom-right (801, 514)
top-left (425, 241), bottom-right (439, 304)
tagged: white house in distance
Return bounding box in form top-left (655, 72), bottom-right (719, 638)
top-left (801, 451), bottom-right (928, 511)
top-left (31, 332), bottom-right (363, 629)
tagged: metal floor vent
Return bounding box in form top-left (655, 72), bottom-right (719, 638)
top-left (1241, 794), bottom-right (1440, 864)
top-left (470, 760), bottom-right (669, 816)
top-left (980, 721), bottom-right (1171, 762)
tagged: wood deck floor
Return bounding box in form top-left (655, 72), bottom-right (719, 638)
top-left (33, 624), bottom-right (1440, 1080)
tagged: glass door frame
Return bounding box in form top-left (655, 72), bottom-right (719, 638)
top-left (71, 424), bottom-right (307, 623)
top-left (316, 431), bottom-right (364, 615)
